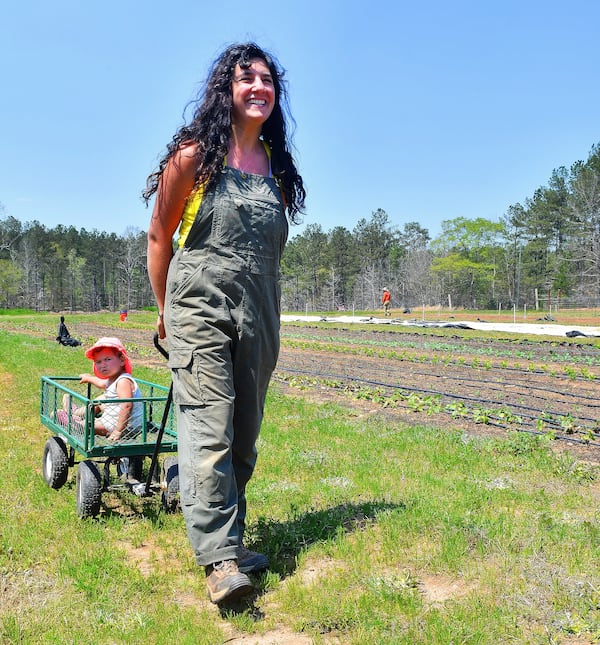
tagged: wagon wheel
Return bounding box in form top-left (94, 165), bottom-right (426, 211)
top-left (161, 456), bottom-right (180, 513)
top-left (42, 436), bottom-right (69, 489)
top-left (76, 460), bottom-right (102, 518)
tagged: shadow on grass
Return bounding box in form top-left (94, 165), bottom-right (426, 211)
top-left (60, 457), bottom-right (167, 524)
top-left (66, 464), bottom-right (404, 617)
top-left (251, 499), bottom-right (405, 576)
top-left (64, 479), bottom-right (404, 618)
top-left (217, 499), bottom-right (405, 616)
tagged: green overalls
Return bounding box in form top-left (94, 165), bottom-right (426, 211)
top-left (164, 166), bottom-right (288, 566)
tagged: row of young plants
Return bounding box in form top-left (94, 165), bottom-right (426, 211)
top-left (283, 328), bottom-right (600, 365)
top-left (274, 370), bottom-right (600, 446)
top-left (286, 324), bottom-right (600, 360)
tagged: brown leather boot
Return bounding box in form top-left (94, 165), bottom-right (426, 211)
top-left (205, 560), bottom-right (253, 603)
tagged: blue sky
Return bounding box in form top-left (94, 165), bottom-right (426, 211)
top-left (1, 0), bottom-right (599, 241)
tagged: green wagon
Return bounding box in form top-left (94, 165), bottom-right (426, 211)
top-left (40, 374), bottom-right (179, 518)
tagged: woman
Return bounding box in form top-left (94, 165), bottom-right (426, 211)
top-left (144, 43), bottom-right (305, 603)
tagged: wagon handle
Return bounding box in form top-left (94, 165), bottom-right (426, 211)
top-left (153, 332), bottom-right (169, 360)
top-left (142, 333), bottom-right (173, 495)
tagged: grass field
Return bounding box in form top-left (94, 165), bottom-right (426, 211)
top-left (1, 312), bottom-right (600, 644)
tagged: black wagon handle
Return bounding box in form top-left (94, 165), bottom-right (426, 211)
top-left (143, 333), bottom-right (172, 495)
top-left (153, 332), bottom-right (169, 360)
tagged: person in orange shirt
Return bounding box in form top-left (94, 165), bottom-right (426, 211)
top-left (382, 287), bottom-right (391, 316)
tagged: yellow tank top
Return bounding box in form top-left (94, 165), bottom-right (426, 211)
top-left (177, 142), bottom-right (273, 248)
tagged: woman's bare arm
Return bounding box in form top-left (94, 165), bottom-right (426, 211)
top-left (147, 144), bottom-right (198, 338)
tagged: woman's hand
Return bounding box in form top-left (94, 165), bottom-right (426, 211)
top-left (157, 312), bottom-right (166, 339)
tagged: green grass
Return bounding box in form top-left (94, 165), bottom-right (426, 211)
top-left (1, 322), bottom-right (600, 643)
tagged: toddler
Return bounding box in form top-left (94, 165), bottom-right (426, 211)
top-left (62, 337), bottom-right (142, 442)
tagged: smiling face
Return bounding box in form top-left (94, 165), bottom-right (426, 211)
top-left (92, 348), bottom-right (125, 380)
top-left (231, 57), bottom-right (276, 127)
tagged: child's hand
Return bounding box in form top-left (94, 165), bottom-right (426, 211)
top-left (79, 374), bottom-right (108, 390)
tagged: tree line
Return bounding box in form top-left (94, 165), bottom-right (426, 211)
top-left (1, 142), bottom-right (598, 313)
top-left (282, 142), bottom-right (600, 312)
top-left (0, 219), bottom-right (150, 312)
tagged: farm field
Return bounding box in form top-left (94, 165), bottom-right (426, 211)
top-left (2, 311), bottom-right (600, 644)
top-left (5, 311), bottom-right (600, 462)
top-left (5, 310), bottom-right (600, 459)
top-left (276, 322), bottom-right (600, 465)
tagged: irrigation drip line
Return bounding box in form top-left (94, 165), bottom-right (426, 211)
top-left (422, 373), bottom-right (600, 410)
top-left (344, 362), bottom-right (600, 408)
top-left (494, 408), bottom-right (600, 439)
top-left (277, 364), bottom-right (589, 420)
top-left (282, 338), bottom-right (600, 382)
top-left (282, 328), bottom-right (600, 360)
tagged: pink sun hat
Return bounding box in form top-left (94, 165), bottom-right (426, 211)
top-left (85, 337), bottom-right (133, 377)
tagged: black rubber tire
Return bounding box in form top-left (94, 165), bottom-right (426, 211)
top-left (42, 436), bottom-right (69, 489)
top-left (161, 456), bottom-right (180, 513)
top-left (76, 460), bottom-right (102, 518)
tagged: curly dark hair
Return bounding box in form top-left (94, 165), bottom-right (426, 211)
top-left (142, 42), bottom-right (305, 222)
